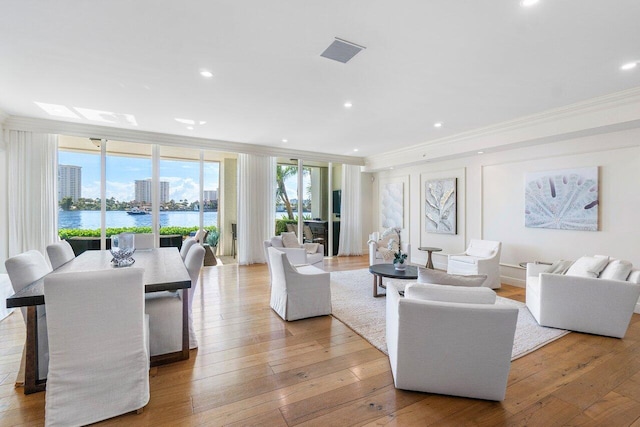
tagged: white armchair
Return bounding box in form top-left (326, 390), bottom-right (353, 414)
top-left (368, 230), bottom-right (411, 266)
top-left (44, 268), bottom-right (149, 426)
top-left (447, 239), bottom-right (502, 289)
top-left (263, 233), bottom-right (324, 270)
top-left (267, 247), bottom-right (331, 321)
top-left (386, 282), bottom-right (518, 401)
top-left (526, 259), bottom-right (640, 338)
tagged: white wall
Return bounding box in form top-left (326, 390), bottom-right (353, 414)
top-left (372, 127), bottom-right (640, 287)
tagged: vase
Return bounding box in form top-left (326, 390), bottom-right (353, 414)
top-left (394, 263), bottom-right (406, 271)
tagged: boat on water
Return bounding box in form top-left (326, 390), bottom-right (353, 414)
top-left (127, 207), bottom-right (149, 215)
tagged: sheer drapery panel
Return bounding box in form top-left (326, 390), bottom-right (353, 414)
top-left (338, 164), bottom-right (362, 256)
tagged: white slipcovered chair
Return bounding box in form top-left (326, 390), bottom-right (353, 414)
top-left (526, 258), bottom-right (640, 338)
top-left (267, 247), bottom-right (331, 321)
top-left (145, 244), bottom-right (205, 356)
top-left (44, 268), bottom-right (149, 426)
top-left (5, 250), bottom-right (52, 383)
top-left (447, 239), bottom-right (502, 289)
top-left (386, 282), bottom-right (518, 401)
top-left (368, 229), bottom-right (411, 266)
top-left (133, 233), bottom-right (155, 249)
top-left (46, 240), bottom-right (76, 270)
top-left (263, 232), bottom-right (324, 270)
top-left (180, 237), bottom-right (197, 261)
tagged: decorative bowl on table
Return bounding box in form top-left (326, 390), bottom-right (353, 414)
top-left (111, 233), bottom-right (136, 267)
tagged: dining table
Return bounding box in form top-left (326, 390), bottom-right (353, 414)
top-left (6, 247), bottom-right (192, 394)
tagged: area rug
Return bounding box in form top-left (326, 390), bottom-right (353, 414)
top-left (329, 268), bottom-right (570, 360)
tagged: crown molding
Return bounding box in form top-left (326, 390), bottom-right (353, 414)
top-left (365, 86), bottom-right (640, 171)
top-left (0, 110), bottom-right (8, 125)
top-left (3, 116), bottom-right (365, 166)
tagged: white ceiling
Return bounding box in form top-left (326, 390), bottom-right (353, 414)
top-left (1, 0), bottom-right (639, 159)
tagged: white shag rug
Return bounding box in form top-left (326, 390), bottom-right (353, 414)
top-left (330, 268), bottom-right (570, 360)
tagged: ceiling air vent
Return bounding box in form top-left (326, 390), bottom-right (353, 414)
top-left (320, 38), bottom-right (366, 63)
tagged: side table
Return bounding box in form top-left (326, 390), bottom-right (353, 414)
top-left (418, 247), bottom-right (442, 269)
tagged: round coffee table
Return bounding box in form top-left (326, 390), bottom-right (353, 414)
top-left (368, 264), bottom-right (418, 297)
top-left (418, 247), bottom-right (442, 269)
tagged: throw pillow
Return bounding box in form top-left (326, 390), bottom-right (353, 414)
top-left (270, 236), bottom-right (284, 248)
top-left (405, 283), bottom-right (496, 305)
top-left (417, 267), bottom-right (487, 287)
top-left (600, 259), bottom-right (634, 281)
top-left (280, 232), bottom-right (301, 248)
top-left (627, 270), bottom-right (640, 284)
top-left (565, 256), bottom-right (610, 278)
top-left (545, 260), bottom-right (574, 275)
top-left (303, 243), bottom-right (319, 254)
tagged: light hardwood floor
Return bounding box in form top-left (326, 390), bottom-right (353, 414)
top-left (2, 255), bottom-right (640, 426)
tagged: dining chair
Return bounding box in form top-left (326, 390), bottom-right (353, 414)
top-left (180, 237), bottom-right (197, 261)
top-left (46, 240), bottom-right (75, 269)
top-left (133, 233), bottom-right (155, 250)
top-left (145, 244), bottom-right (205, 356)
top-left (43, 268), bottom-right (149, 426)
top-left (5, 250), bottom-right (52, 383)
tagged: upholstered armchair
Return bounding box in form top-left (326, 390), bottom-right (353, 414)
top-left (267, 247), bottom-right (331, 321)
top-left (263, 232), bottom-right (324, 270)
top-left (44, 268), bottom-right (149, 426)
top-left (368, 229), bottom-right (411, 266)
top-left (386, 282), bottom-right (518, 401)
top-left (526, 258), bottom-right (640, 338)
top-left (447, 239), bottom-right (502, 289)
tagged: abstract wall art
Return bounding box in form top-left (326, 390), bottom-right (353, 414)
top-left (380, 182), bottom-right (404, 228)
top-left (425, 178), bottom-right (456, 234)
top-left (525, 166), bottom-right (599, 231)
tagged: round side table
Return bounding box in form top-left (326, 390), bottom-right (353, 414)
top-left (418, 247), bottom-right (442, 269)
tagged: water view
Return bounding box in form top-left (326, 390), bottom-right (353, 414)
top-left (59, 210), bottom-right (219, 230)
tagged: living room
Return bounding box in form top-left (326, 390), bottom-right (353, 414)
top-left (2, 1), bottom-right (640, 425)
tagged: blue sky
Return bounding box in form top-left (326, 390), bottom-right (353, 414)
top-left (59, 151), bottom-right (219, 202)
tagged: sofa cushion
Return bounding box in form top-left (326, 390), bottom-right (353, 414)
top-left (405, 283), bottom-right (496, 305)
top-left (565, 256), bottom-right (609, 278)
top-left (270, 236), bottom-right (284, 248)
top-left (600, 259), bottom-right (633, 281)
top-left (418, 267), bottom-right (486, 287)
top-left (545, 260), bottom-right (574, 275)
top-left (627, 270), bottom-right (640, 284)
top-left (449, 255), bottom-right (477, 265)
top-left (281, 232), bottom-right (301, 248)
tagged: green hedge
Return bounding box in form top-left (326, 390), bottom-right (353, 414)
top-left (59, 225), bottom-right (218, 240)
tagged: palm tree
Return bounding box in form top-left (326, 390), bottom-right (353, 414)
top-left (276, 165), bottom-right (297, 219)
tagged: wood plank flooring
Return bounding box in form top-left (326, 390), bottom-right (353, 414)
top-left (2, 255), bottom-right (640, 426)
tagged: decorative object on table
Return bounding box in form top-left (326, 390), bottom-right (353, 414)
top-left (368, 228), bottom-right (412, 267)
top-left (525, 166), bottom-right (599, 231)
top-left (206, 229), bottom-right (219, 254)
top-left (391, 227), bottom-right (408, 271)
top-left (425, 178), bottom-right (457, 234)
top-left (110, 233), bottom-right (135, 267)
top-left (380, 182), bottom-right (404, 228)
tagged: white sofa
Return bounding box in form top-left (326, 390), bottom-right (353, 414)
top-left (526, 257), bottom-right (640, 338)
top-left (447, 239), bottom-right (502, 289)
top-left (263, 235), bottom-right (324, 269)
top-left (386, 282), bottom-right (518, 401)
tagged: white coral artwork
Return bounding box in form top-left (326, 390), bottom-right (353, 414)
top-left (380, 182), bottom-right (404, 228)
top-left (525, 167), bottom-right (599, 231)
top-left (425, 178), bottom-right (456, 234)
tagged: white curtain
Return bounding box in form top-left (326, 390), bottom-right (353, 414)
top-left (338, 164), bottom-right (363, 256)
top-left (237, 153), bottom-right (276, 265)
top-left (6, 130), bottom-right (59, 257)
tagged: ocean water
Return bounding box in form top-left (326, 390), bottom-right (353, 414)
top-left (58, 210), bottom-right (219, 230)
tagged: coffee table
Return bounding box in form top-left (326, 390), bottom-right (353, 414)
top-left (369, 264), bottom-right (418, 297)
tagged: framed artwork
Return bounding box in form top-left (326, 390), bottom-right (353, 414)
top-left (380, 182), bottom-right (404, 228)
top-left (425, 178), bottom-right (456, 234)
top-left (525, 166), bottom-right (599, 231)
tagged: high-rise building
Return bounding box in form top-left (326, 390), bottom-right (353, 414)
top-left (58, 164), bottom-right (82, 202)
top-left (203, 190), bottom-right (218, 202)
top-left (134, 179), bottom-right (170, 203)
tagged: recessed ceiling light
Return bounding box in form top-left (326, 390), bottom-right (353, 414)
top-left (344, 102), bottom-right (353, 108)
top-left (200, 70), bottom-right (213, 78)
top-left (175, 118), bottom-right (195, 125)
top-left (477, 151), bottom-right (485, 154)
top-left (521, 0), bottom-right (539, 7)
top-left (186, 126), bottom-right (194, 130)
top-left (620, 61), bottom-right (638, 71)
top-left (282, 139), bottom-right (288, 143)
top-left (434, 122), bottom-right (443, 128)
top-left (353, 148), bottom-right (359, 152)
top-left (199, 121), bottom-right (207, 125)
